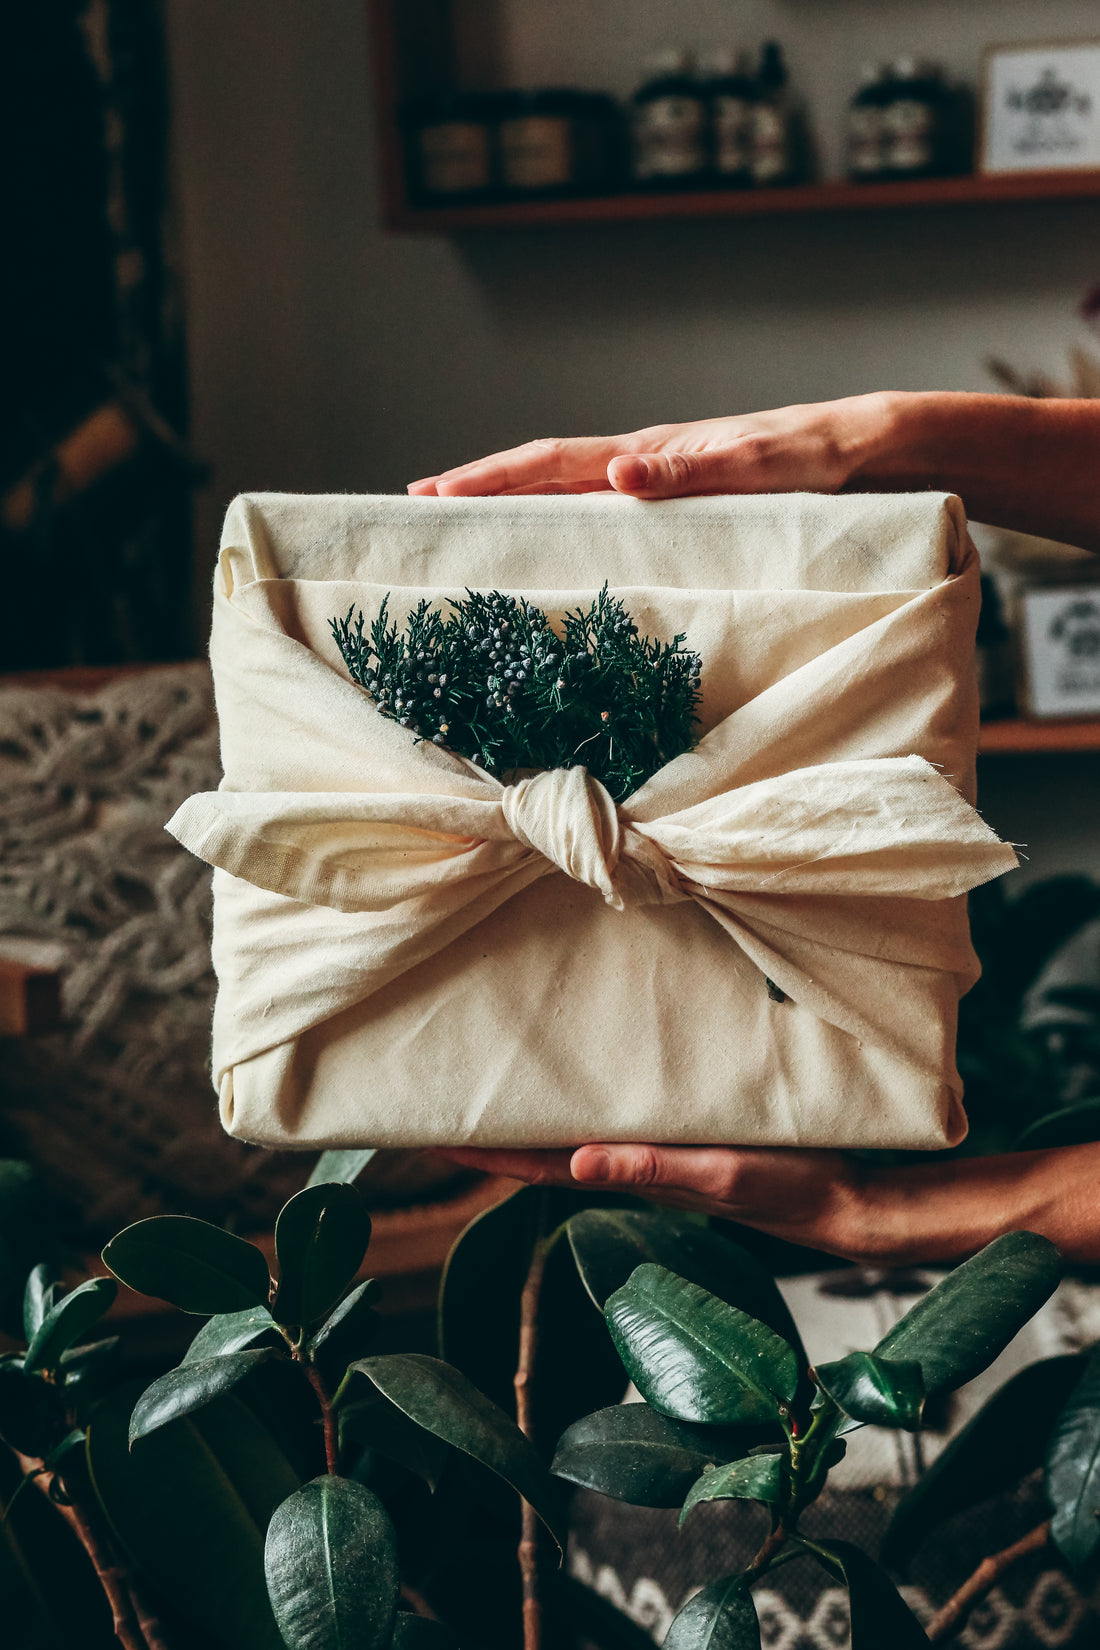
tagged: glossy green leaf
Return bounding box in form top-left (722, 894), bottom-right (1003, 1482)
top-left (346, 1353), bottom-right (567, 1549)
top-left (87, 1384), bottom-right (297, 1650)
top-left (883, 1354), bottom-right (1084, 1571)
top-left (680, 1454), bottom-right (785, 1526)
top-left (604, 1265), bottom-right (799, 1425)
top-left (813, 1351), bottom-right (925, 1431)
top-left (264, 1476), bottom-right (399, 1650)
top-left (308, 1279), bottom-right (382, 1381)
top-left (391, 1616), bottom-right (460, 1648)
top-left (340, 1390), bottom-right (451, 1492)
top-left (808, 1539), bottom-right (928, 1646)
top-left (184, 1303), bottom-right (282, 1363)
top-left (21, 1265), bottom-right (57, 1343)
top-left (130, 1348), bottom-right (278, 1444)
top-left (439, 1186), bottom-right (633, 1446)
top-left (102, 1216), bottom-right (272, 1315)
top-left (307, 1150), bottom-right (378, 1188)
top-left (22, 1277), bottom-right (117, 1376)
top-left (664, 1574), bottom-right (760, 1649)
top-left (272, 1184), bottom-right (372, 1328)
top-left (552, 1403), bottom-right (772, 1508)
top-left (873, 1233), bottom-right (1062, 1397)
top-left (0, 1366), bottom-right (65, 1458)
top-left (1046, 1344), bottom-right (1100, 1574)
top-left (568, 1208), bottom-right (806, 1361)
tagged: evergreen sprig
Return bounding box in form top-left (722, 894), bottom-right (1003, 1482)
top-left (330, 586), bottom-right (702, 803)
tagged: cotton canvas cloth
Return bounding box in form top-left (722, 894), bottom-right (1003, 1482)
top-left (168, 490), bottom-right (1017, 1152)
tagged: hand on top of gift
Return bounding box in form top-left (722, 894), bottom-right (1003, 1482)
top-left (438, 1138), bottom-right (1100, 1269)
top-left (408, 389), bottom-right (1100, 553)
top-left (408, 395), bottom-right (882, 500)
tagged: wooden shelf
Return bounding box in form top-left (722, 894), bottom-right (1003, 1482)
top-left (386, 168), bottom-right (1100, 234)
top-left (979, 718), bottom-right (1100, 755)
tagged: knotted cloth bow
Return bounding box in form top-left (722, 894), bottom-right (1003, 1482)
top-left (168, 750), bottom-right (1014, 1024)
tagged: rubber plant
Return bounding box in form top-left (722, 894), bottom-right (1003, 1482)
top-left (0, 1153), bottom-right (576, 1650)
top-left (549, 1208), bottom-right (1077, 1646)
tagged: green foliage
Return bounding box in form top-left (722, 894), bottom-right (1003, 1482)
top-left (663, 1574), bottom-right (760, 1648)
top-left (679, 1455), bottom-right (786, 1525)
top-left (308, 1279), bottom-right (382, 1384)
top-left (806, 1540), bottom-right (929, 1646)
top-left (88, 1385), bottom-right (296, 1650)
top-left (1046, 1345), bottom-right (1100, 1575)
top-left (272, 1184), bottom-right (372, 1328)
top-left (102, 1215), bottom-right (273, 1314)
top-left (1017, 1100), bottom-right (1100, 1150)
top-left (129, 1348), bottom-right (279, 1444)
top-left (23, 1277), bottom-right (117, 1376)
top-left (307, 1150), bottom-right (378, 1187)
top-left (341, 1353), bottom-right (567, 1552)
top-left (340, 1389), bottom-right (451, 1493)
top-left (331, 586), bottom-right (702, 803)
top-left (812, 1351), bottom-right (925, 1432)
top-left (873, 1232), bottom-right (1062, 1396)
top-left (556, 1227), bottom-right (1077, 1649)
top-left (604, 1264), bottom-right (800, 1425)
top-left (884, 1354), bottom-right (1085, 1571)
top-left (552, 1403), bottom-right (771, 1509)
top-left (0, 1157), bottom-right (1090, 1650)
top-left (22, 1264), bottom-right (58, 1343)
top-left (183, 1303), bottom-right (282, 1363)
top-left (567, 1208), bottom-right (805, 1360)
top-left (438, 1186), bottom-right (633, 1447)
top-left (264, 1477), bottom-right (400, 1650)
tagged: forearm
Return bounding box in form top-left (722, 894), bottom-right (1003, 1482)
top-left (853, 1141), bottom-right (1100, 1266)
top-left (856, 392), bottom-right (1100, 552)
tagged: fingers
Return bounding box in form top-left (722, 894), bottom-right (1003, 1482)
top-left (437, 1146), bottom-right (579, 1184)
top-left (607, 444), bottom-right (770, 499)
top-left (408, 436), bottom-right (631, 497)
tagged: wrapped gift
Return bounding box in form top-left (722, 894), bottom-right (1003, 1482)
top-left (168, 490), bottom-right (1016, 1152)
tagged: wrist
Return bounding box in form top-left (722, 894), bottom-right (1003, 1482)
top-left (841, 391), bottom-right (911, 489)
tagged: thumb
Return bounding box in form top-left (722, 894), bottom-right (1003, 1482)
top-left (570, 1143), bottom-right (741, 1200)
top-left (607, 450), bottom-right (729, 499)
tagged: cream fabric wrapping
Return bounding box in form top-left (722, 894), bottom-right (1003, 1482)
top-left (168, 490), bottom-right (1018, 1152)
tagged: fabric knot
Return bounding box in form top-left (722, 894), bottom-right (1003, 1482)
top-left (500, 766), bottom-right (625, 908)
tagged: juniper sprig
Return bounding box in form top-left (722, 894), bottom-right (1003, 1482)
top-left (330, 586), bottom-right (702, 803)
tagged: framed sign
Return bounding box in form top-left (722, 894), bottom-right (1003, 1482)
top-left (981, 40), bottom-right (1100, 173)
top-left (1020, 585), bottom-right (1100, 717)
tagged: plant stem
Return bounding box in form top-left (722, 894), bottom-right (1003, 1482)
top-left (515, 1190), bottom-right (553, 1650)
top-left (745, 1523), bottom-right (788, 1582)
top-left (18, 1453), bottom-right (148, 1650)
top-left (926, 1520), bottom-right (1051, 1643)
top-left (304, 1361), bottom-right (340, 1474)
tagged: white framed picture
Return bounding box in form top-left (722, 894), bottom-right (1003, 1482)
top-left (1019, 586), bottom-right (1100, 717)
top-left (982, 40), bottom-right (1100, 173)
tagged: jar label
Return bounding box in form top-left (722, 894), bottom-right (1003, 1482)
top-left (500, 115), bottom-right (573, 189)
top-left (419, 122), bottom-right (490, 195)
top-left (634, 96), bottom-right (707, 177)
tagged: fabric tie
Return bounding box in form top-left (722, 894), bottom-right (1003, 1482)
top-left (500, 766), bottom-right (624, 908)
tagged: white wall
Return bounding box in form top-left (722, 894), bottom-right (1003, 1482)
top-left (163, 0), bottom-right (1100, 880)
